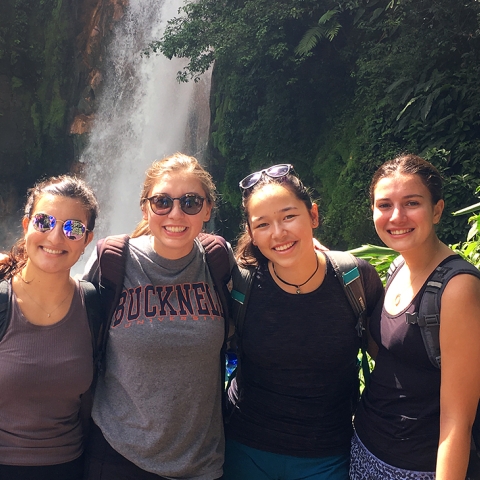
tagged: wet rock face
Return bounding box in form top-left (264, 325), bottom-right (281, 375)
top-left (0, 0), bottom-right (125, 248)
top-left (72, 0), bottom-right (127, 140)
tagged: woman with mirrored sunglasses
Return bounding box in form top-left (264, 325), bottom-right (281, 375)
top-left (0, 175), bottom-right (98, 480)
top-left (82, 152), bottom-right (234, 480)
top-left (223, 165), bottom-right (384, 480)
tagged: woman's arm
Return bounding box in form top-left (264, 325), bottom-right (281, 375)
top-left (436, 273), bottom-right (480, 480)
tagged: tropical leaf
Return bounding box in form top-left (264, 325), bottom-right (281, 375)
top-left (318, 8), bottom-right (340, 25)
top-left (452, 202), bottom-right (480, 216)
top-left (295, 26), bottom-right (324, 56)
top-left (396, 96), bottom-right (419, 121)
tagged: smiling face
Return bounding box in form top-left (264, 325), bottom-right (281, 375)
top-left (246, 183), bottom-right (318, 269)
top-left (142, 172), bottom-right (212, 259)
top-left (372, 173), bottom-right (444, 254)
top-left (23, 193), bottom-right (93, 276)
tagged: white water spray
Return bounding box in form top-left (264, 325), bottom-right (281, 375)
top-left (80, 0), bottom-right (211, 242)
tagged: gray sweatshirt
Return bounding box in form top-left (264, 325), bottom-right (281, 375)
top-left (84, 235), bottom-right (231, 479)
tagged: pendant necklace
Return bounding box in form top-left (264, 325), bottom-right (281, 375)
top-left (18, 275), bottom-right (72, 318)
top-left (393, 261), bottom-right (433, 307)
top-left (272, 254), bottom-right (319, 294)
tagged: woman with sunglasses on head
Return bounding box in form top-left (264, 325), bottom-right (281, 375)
top-left (223, 164), bottom-right (384, 480)
top-left (350, 155), bottom-right (480, 480)
top-left (0, 175), bottom-right (98, 480)
top-left (82, 153), bottom-right (234, 480)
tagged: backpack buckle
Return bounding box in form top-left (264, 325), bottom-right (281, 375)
top-left (405, 312), bottom-right (418, 325)
top-left (421, 314), bottom-right (440, 327)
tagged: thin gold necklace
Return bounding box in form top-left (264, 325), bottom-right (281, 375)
top-left (18, 275), bottom-right (72, 318)
top-left (272, 254), bottom-right (320, 294)
top-left (393, 259), bottom-right (434, 306)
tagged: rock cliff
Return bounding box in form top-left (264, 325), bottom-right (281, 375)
top-left (0, 0), bottom-right (125, 248)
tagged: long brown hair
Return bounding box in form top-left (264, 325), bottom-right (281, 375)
top-left (131, 153), bottom-right (217, 238)
top-left (0, 175), bottom-right (98, 280)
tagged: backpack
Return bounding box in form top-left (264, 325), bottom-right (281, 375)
top-left (0, 278), bottom-right (105, 365)
top-left (387, 254), bottom-right (480, 474)
top-left (94, 233), bottom-right (233, 386)
top-left (387, 255), bottom-right (480, 369)
top-left (230, 250), bottom-right (370, 384)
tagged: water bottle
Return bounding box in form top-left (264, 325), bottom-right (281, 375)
top-left (225, 351), bottom-right (238, 378)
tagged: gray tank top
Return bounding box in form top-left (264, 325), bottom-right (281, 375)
top-left (0, 280), bottom-right (93, 466)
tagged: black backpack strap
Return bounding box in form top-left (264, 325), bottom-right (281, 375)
top-left (198, 233), bottom-right (232, 330)
top-left (324, 251), bottom-right (367, 336)
top-left (0, 280), bottom-right (11, 342)
top-left (386, 255), bottom-right (404, 284)
top-left (197, 233), bottom-right (234, 416)
top-left (230, 265), bottom-right (256, 339)
top-left (79, 280), bottom-right (106, 367)
top-left (95, 234), bottom-right (129, 361)
top-left (97, 234), bottom-right (130, 323)
top-left (225, 264), bottom-right (256, 421)
top-left (406, 256), bottom-right (480, 369)
top-left (324, 251), bottom-right (370, 382)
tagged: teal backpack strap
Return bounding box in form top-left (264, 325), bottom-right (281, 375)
top-left (324, 251), bottom-right (366, 335)
top-left (0, 280), bottom-right (11, 341)
top-left (324, 251), bottom-right (370, 382)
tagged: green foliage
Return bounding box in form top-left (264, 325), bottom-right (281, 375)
top-left (1, 0), bottom-right (76, 184)
top-left (150, 0), bottom-right (480, 247)
top-left (295, 8), bottom-right (342, 56)
top-left (348, 244), bottom-right (397, 284)
top-left (11, 76), bottom-right (23, 89)
top-left (148, 0), bottom-right (321, 83)
top-left (451, 189), bottom-right (480, 268)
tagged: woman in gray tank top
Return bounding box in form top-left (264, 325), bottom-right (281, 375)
top-left (0, 175), bottom-right (99, 480)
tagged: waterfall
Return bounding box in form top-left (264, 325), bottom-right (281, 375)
top-left (80, 0), bottom-right (211, 245)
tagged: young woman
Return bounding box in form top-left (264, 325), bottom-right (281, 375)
top-left (0, 175), bottom-right (98, 480)
top-left (82, 153), bottom-right (234, 480)
top-left (351, 154), bottom-right (480, 480)
top-left (223, 164), bottom-right (384, 480)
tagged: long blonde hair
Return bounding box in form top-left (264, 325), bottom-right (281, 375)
top-left (131, 153), bottom-right (217, 238)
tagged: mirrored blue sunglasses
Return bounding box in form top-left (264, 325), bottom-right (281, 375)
top-left (31, 213), bottom-right (88, 241)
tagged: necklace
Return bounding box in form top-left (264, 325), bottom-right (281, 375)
top-left (393, 260), bottom-right (434, 307)
top-left (18, 275), bottom-right (72, 318)
top-left (272, 254), bottom-right (320, 294)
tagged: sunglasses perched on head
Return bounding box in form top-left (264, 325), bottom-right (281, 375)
top-left (239, 164), bottom-right (293, 190)
top-left (31, 213), bottom-right (88, 241)
top-left (144, 193), bottom-right (205, 216)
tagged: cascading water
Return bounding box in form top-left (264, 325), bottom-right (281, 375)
top-left (80, 0), bottom-right (211, 246)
